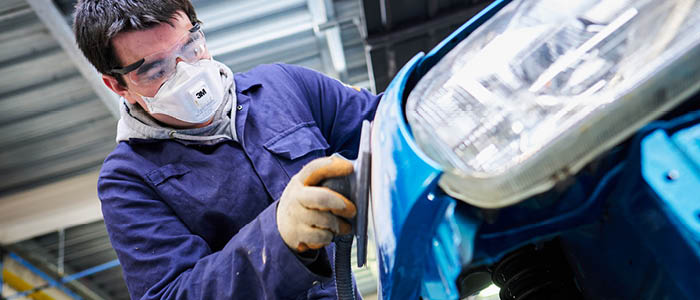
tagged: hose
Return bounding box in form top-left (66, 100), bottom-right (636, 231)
top-left (320, 177), bottom-right (357, 300)
top-left (321, 176), bottom-right (355, 300)
top-left (334, 234), bottom-right (356, 300)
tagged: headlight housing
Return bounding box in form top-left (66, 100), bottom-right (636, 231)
top-left (406, 0), bottom-right (700, 208)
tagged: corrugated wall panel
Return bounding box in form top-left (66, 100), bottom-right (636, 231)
top-left (0, 0), bottom-right (117, 197)
top-left (197, 0), bottom-right (307, 31)
top-left (216, 30), bottom-right (320, 71)
top-left (0, 24), bottom-right (53, 64)
top-left (0, 99), bottom-right (107, 147)
top-left (0, 49), bottom-right (77, 93)
top-left (0, 119), bottom-right (114, 192)
top-left (0, 75), bottom-right (93, 126)
top-left (197, 0), bottom-right (320, 73)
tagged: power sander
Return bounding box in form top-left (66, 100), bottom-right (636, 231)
top-left (319, 120), bottom-right (372, 300)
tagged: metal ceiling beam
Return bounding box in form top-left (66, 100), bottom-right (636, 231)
top-left (2, 252), bottom-right (78, 300)
top-left (4, 256), bottom-right (119, 300)
top-left (5, 244), bottom-right (107, 300)
top-left (308, 0), bottom-right (349, 81)
top-left (25, 0), bottom-right (120, 118)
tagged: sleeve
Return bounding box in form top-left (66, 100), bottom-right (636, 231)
top-left (279, 64), bottom-right (382, 159)
top-left (98, 163), bottom-right (332, 300)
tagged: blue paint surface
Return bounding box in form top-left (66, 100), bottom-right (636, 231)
top-left (370, 2), bottom-right (512, 299)
top-left (370, 52), bottom-right (445, 300)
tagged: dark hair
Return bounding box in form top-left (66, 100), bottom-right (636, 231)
top-left (73, 0), bottom-right (198, 86)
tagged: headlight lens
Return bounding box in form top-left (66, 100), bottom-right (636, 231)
top-left (406, 0), bottom-right (700, 208)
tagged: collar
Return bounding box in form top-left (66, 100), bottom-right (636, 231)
top-left (233, 70), bottom-right (263, 94)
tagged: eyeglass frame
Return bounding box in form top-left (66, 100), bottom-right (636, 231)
top-left (108, 22), bottom-right (203, 78)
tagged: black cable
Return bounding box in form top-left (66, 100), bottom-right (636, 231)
top-left (320, 176), bottom-right (357, 300)
top-left (334, 234), bottom-right (356, 300)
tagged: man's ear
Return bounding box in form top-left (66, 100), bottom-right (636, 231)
top-left (103, 74), bottom-right (129, 97)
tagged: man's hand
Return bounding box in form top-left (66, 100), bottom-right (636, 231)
top-left (277, 156), bottom-right (356, 252)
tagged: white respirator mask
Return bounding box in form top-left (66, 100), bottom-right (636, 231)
top-left (140, 59), bottom-right (226, 124)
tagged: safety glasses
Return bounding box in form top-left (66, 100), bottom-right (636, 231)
top-left (110, 23), bottom-right (207, 87)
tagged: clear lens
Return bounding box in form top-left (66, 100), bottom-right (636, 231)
top-left (129, 29), bottom-right (207, 86)
top-left (406, 0), bottom-right (700, 207)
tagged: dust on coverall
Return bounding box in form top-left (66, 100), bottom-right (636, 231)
top-left (98, 63), bottom-right (381, 299)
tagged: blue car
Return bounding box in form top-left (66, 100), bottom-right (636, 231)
top-left (367, 0), bottom-right (700, 299)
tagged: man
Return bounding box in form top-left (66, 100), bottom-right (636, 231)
top-left (73, 0), bottom-right (380, 299)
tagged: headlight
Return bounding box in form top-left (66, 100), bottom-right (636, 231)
top-left (406, 0), bottom-right (700, 208)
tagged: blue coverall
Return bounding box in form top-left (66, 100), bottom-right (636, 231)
top-left (98, 64), bottom-right (381, 299)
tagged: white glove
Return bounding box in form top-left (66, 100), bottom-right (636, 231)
top-left (277, 156), bottom-right (356, 252)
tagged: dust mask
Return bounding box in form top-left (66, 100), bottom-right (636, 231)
top-left (140, 59), bottom-right (226, 124)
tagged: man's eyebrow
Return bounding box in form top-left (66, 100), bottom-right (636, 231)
top-left (136, 59), bottom-right (164, 74)
top-left (184, 35), bottom-right (195, 46)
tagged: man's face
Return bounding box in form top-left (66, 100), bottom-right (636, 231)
top-left (103, 11), bottom-right (213, 128)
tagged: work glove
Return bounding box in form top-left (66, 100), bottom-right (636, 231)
top-left (277, 156), bottom-right (356, 253)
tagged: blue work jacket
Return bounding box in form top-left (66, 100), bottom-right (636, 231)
top-left (98, 64), bottom-right (381, 299)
